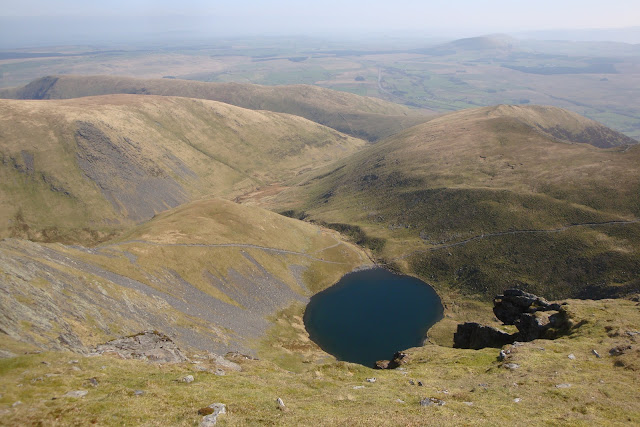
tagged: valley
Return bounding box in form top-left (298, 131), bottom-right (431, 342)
top-left (1, 32), bottom-right (639, 425)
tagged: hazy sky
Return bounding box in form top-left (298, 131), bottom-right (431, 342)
top-left (1, 0), bottom-right (639, 47)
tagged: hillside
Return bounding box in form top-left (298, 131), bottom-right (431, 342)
top-left (0, 75), bottom-right (430, 141)
top-left (0, 198), bottom-right (370, 358)
top-left (271, 105), bottom-right (640, 299)
top-left (413, 34), bottom-right (519, 55)
top-left (0, 94), bottom-right (365, 243)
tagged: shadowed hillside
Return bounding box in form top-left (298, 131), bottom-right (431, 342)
top-left (0, 95), bottom-right (365, 243)
top-left (0, 75), bottom-right (431, 141)
top-left (272, 105), bottom-right (640, 299)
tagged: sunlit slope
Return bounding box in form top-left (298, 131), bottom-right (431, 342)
top-left (0, 75), bottom-right (430, 141)
top-left (0, 94), bottom-right (365, 243)
top-left (275, 105), bottom-right (640, 298)
top-left (0, 198), bottom-right (370, 355)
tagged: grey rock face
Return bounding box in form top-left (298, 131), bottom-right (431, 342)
top-left (93, 330), bottom-right (188, 363)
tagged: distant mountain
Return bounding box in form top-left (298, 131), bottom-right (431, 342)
top-left (276, 105), bottom-right (640, 299)
top-left (413, 34), bottom-right (520, 55)
top-left (0, 75), bottom-right (430, 141)
top-left (0, 94), bottom-right (365, 243)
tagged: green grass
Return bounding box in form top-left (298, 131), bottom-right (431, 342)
top-left (2, 297), bottom-right (639, 425)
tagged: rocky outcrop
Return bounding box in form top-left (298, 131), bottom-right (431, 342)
top-left (92, 330), bottom-right (188, 363)
top-left (374, 351), bottom-right (410, 370)
top-left (453, 323), bottom-right (515, 350)
top-left (493, 289), bottom-right (563, 325)
top-left (454, 289), bottom-right (572, 349)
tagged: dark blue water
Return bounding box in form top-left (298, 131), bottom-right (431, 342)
top-left (303, 267), bottom-right (443, 367)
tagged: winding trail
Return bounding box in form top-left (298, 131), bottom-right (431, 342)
top-left (391, 219), bottom-right (640, 262)
top-left (107, 239), bottom-right (351, 265)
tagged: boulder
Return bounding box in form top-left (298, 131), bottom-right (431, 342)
top-left (453, 322), bottom-right (515, 349)
top-left (493, 289), bottom-right (561, 325)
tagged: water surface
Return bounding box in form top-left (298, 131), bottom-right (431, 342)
top-left (304, 267), bottom-right (443, 367)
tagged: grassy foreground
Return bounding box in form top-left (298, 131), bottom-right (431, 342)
top-left (1, 296), bottom-right (638, 425)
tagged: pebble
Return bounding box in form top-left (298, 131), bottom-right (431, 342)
top-left (88, 377), bottom-right (99, 387)
top-left (568, 354), bottom-right (576, 360)
top-left (555, 383), bottom-right (572, 389)
top-left (68, 360), bottom-right (79, 364)
top-left (134, 390), bottom-right (145, 396)
top-left (181, 375), bottom-right (195, 384)
top-left (417, 381), bottom-right (424, 387)
top-left (463, 401), bottom-right (474, 406)
top-left (514, 398), bottom-right (521, 403)
top-left (366, 378), bottom-right (376, 383)
top-left (396, 399), bottom-right (405, 404)
top-left (353, 385), bottom-right (365, 389)
top-left (63, 390), bottom-right (88, 398)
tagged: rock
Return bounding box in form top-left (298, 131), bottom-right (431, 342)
top-left (417, 381), bottom-right (424, 387)
top-left (68, 360), bottom-right (79, 364)
top-left (493, 289), bottom-right (558, 325)
top-left (199, 403), bottom-right (227, 426)
top-left (498, 350), bottom-right (507, 361)
top-left (555, 383), bottom-right (571, 388)
top-left (353, 385), bottom-right (365, 389)
top-left (514, 398), bottom-right (521, 403)
top-left (374, 360), bottom-right (390, 369)
top-left (463, 401), bottom-right (474, 406)
top-left (225, 351), bottom-right (257, 362)
top-left (63, 390), bottom-right (88, 398)
top-left (276, 397), bottom-right (287, 412)
top-left (366, 378), bottom-right (376, 383)
top-left (93, 331), bottom-right (188, 364)
top-left (568, 353), bottom-right (576, 360)
top-left (194, 365), bottom-right (208, 372)
top-left (609, 345), bottom-right (632, 356)
top-left (396, 399), bottom-right (405, 403)
top-left (420, 397), bottom-right (445, 407)
top-left (409, 380), bottom-right (415, 385)
top-left (181, 375), bottom-right (194, 383)
top-left (388, 352), bottom-right (410, 369)
top-left (592, 349), bottom-right (602, 358)
top-left (453, 322), bottom-right (514, 349)
top-left (214, 369), bottom-right (225, 376)
top-left (12, 401), bottom-right (22, 407)
top-left (503, 363), bottom-right (520, 370)
top-left (87, 377), bottom-right (99, 387)
top-left (71, 366), bottom-right (81, 371)
top-left (134, 390), bottom-right (145, 396)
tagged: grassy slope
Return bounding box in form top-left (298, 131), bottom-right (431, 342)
top-left (0, 95), bottom-right (365, 243)
top-left (0, 198), bottom-right (371, 356)
top-left (272, 105), bottom-right (640, 299)
top-left (0, 75), bottom-right (431, 141)
top-left (1, 296), bottom-right (638, 425)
